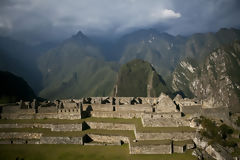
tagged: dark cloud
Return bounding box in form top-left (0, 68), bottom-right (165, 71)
top-left (0, 0), bottom-right (239, 44)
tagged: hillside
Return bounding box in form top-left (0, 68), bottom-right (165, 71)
top-left (0, 36), bottom-right (44, 93)
top-left (172, 41), bottom-right (240, 112)
top-left (114, 59), bottom-right (169, 97)
top-left (0, 71), bottom-right (36, 103)
top-left (1, 28), bottom-right (239, 99)
top-left (38, 31), bottom-right (119, 99)
top-left (118, 28), bottom-right (240, 80)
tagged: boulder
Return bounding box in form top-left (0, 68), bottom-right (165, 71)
top-left (205, 144), bottom-right (233, 160)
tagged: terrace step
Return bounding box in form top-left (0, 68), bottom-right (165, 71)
top-left (130, 140), bottom-right (195, 154)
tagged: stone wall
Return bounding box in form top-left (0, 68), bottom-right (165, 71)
top-left (0, 132), bottom-right (42, 139)
top-left (1, 113), bottom-right (35, 119)
top-left (58, 112), bottom-right (81, 120)
top-left (87, 122), bottom-right (135, 130)
top-left (88, 134), bottom-right (129, 144)
top-left (38, 106), bottom-right (57, 113)
top-left (91, 111), bottom-right (142, 119)
top-left (173, 145), bottom-right (186, 153)
top-left (130, 143), bottom-right (172, 154)
top-left (116, 104), bottom-right (152, 112)
top-left (91, 104), bottom-right (114, 111)
top-left (0, 139), bottom-right (39, 144)
top-left (51, 124), bottom-right (82, 131)
top-left (180, 105), bottom-right (202, 114)
top-left (2, 106), bottom-right (35, 114)
top-left (40, 136), bottom-right (83, 144)
top-left (0, 123), bottom-right (52, 129)
top-left (135, 132), bottom-right (195, 141)
top-left (35, 113), bottom-right (58, 119)
top-left (141, 117), bottom-right (189, 127)
top-left (0, 123), bottom-right (82, 131)
top-left (142, 112), bottom-right (182, 119)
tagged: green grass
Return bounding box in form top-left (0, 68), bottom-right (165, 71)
top-left (0, 128), bottom-right (135, 139)
top-left (0, 117), bottom-right (196, 133)
top-left (0, 144), bottom-right (197, 160)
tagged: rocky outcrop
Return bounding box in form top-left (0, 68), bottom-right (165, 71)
top-left (172, 42), bottom-right (240, 112)
top-left (206, 144), bottom-right (233, 160)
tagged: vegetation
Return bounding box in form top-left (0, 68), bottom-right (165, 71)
top-left (1, 28), bottom-right (240, 99)
top-left (199, 117), bottom-right (237, 148)
top-left (0, 127), bottom-right (135, 139)
top-left (0, 71), bottom-right (36, 104)
top-left (236, 116), bottom-right (240, 127)
top-left (0, 117), bottom-right (195, 133)
top-left (38, 34), bottom-right (119, 99)
top-left (116, 59), bottom-right (169, 97)
top-left (0, 144), bottom-right (197, 160)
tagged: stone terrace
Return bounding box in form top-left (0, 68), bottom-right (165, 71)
top-left (0, 93), bottom-right (226, 154)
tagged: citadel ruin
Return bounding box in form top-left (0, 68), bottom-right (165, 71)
top-left (0, 93), bottom-right (232, 154)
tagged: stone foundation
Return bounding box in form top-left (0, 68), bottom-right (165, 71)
top-left (40, 136), bottom-right (83, 144)
top-left (135, 132), bottom-right (196, 141)
top-left (87, 134), bottom-right (129, 144)
top-left (130, 143), bottom-right (172, 154)
top-left (87, 122), bottom-right (135, 130)
top-left (91, 111), bottom-right (142, 119)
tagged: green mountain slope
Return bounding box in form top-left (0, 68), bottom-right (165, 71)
top-left (0, 71), bottom-right (36, 103)
top-left (118, 28), bottom-right (240, 81)
top-left (38, 31), bottom-right (119, 99)
top-left (115, 59), bottom-right (169, 97)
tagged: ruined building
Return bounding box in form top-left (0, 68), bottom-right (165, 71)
top-left (0, 93), bottom-right (232, 155)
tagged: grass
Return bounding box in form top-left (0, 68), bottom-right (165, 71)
top-left (0, 144), bottom-right (197, 160)
top-left (0, 118), bottom-right (198, 159)
top-left (0, 117), bottom-right (196, 133)
top-left (0, 128), bottom-right (135, 139)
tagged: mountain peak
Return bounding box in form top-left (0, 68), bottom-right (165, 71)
top-left (72, 31), bottom-right (88, 40)
top-left (115, 59), bottom-right (169, 97)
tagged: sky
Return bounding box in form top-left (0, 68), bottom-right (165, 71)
top-left (0, 0), bottom-right (240, 44)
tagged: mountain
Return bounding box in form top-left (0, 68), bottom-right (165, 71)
top-left (114, 59), bottom-right (169, 97)
top-left (0, 71), bottom-right (36, 104)
top-left (172, 41), bottom-right (240, 112)
top-left (118, 29), bottom-right (183, 79)
top-left (1, 28), bottom-right (240, 100)
top-left (37, 28), bottom-right (240, 99)
top-left (38, 31), bottom-right (119, 99)
top-left (118, 28), bottom-right (240, 82)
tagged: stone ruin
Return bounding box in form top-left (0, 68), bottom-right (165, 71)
top-left (0, 93), bottom-right (232, 155)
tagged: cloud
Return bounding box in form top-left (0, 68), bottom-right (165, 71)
top-left (0, 0), bottom-right (239, 43)
top-left (151, 9), bottom-right (181, 20)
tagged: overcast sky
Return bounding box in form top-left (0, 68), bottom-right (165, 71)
top-left (0, 0), bottom-right (240, 44)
